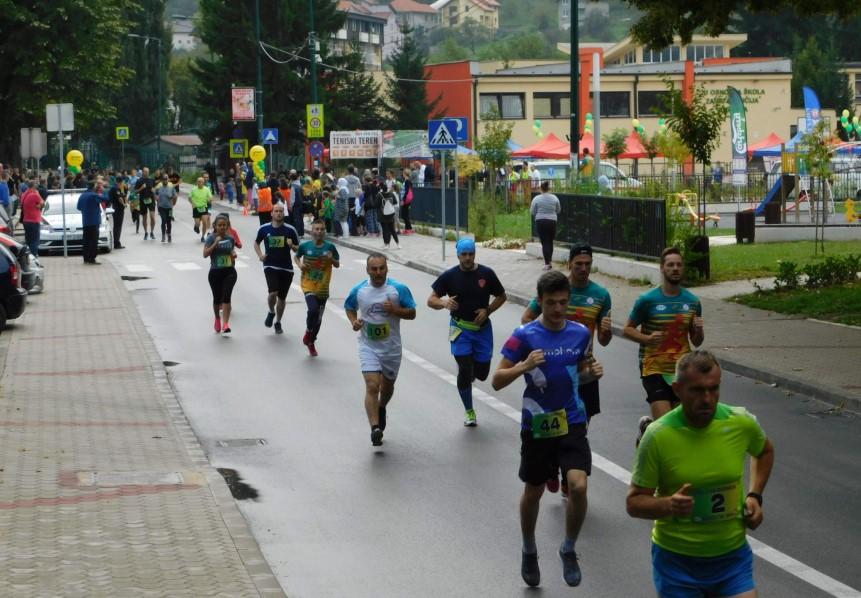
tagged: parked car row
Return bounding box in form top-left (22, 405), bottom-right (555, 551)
top-left (40, 190), bottom-right (114, 254)
top-left (528, 160), bottom-right (643, 191)
top-left (0, 200), bottom-right (49, 333)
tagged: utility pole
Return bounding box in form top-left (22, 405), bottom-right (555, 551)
top-left (309, 0), bottom-right (318, 104)
top-left (570, 0), bottom-right (580, 177)
top-left (255, 0), bottom-right (264, 144)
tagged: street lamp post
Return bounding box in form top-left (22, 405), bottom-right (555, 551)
top-left (127, 33), bottom-right (163, 168)
top-left (255, 0), bottom-right (264, 144)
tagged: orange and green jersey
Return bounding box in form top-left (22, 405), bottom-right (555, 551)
top-left (528, 280), bottom-right (611, 355)
top-left (296, 240), bottom-right (339, 298)
top-left (628, 287), bottom-right (701, 378)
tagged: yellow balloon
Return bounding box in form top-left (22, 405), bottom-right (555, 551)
top-left (66, 149), bottom-right (84, 167)
top-left (249, 145), bottom-right (266, 162)
top-left (631, 118), bottom-right (640, 128)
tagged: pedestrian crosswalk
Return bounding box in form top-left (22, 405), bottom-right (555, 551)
top-left (122, 256), bottom-right (252, 273)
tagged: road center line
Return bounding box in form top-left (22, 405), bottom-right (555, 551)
top-left (327, 297), bottom-right (859, 597)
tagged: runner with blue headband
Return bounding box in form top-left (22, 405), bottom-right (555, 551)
top-left (427, 238), bottom-right (507, 426)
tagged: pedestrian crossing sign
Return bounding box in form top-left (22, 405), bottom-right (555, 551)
top-left (262, 128), bottom-right (279, 144)
top-left (229, 138), bottom-right (248, 158)
top-left (115, 126), bottom-right (129, 141)
top-left (428, 119), bottom-right (458, 149)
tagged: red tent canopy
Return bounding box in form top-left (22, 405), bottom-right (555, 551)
top-left (747, 132), bottom-right (785, 156)
top-left (620, 131), bottom-right (649, 159)
top-left (511, 133), bottom-right (570, 159)
top-left (578, 131), bottom-right (606, 157)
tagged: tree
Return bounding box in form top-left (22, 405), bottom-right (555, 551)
top-left (581, 10), bottom-right (612, 41)
top-left (168, 54), bottom-right (199, 133)
top-left (626, 0), bottom-right (861, 48)
top-left (323, 46), bottom-right (386, 131)
top-left (475, 107), bottom-right (514, 235)
top-left (641, 130), bottom-right (661, 175)
top-left (0, 0), bottom-right (137, 161)
top-left (192, 0), bottom-right (344, 151)
top-left (791, 37), bottom-right (853, 112)
top-left (386, 24), bottom-right (440, 130)
top-left (603, 129), bottom-right (628, 168)
top-left (429, 36), bottom-right (471, 64)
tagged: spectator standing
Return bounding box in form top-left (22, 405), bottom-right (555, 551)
top-left (345, 165), bottom-right (362, 236)
top-left (379, 183), bottom-right (400, 250)
top-left (400, 169), bottom-right (414, 234)
top-left (20, 176), bottom-right (45, 256)
top-left (530, 181), bottom-right (561, 270)
top-left (290, 171), bottom-right (305, 236)
top-left (77, 178), bottom-right (103, 264)
top-left (579, 148), bottom-right (594, 176)
top-left (362, 176), bottom-right (380, 236)
top-left (335, 178), bottom-right (350, 237)
top-left (0, 168), bottom-right (10, 212)
top-left (108, 176), bottom-right (127, 249)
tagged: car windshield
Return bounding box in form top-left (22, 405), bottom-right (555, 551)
top-left (44, 197), bottom-right (81, 216)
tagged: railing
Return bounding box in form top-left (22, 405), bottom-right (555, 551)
top-left (553, 193), bottom-right (667, 260)
top-left (407, 185), bottom-right (469, 229)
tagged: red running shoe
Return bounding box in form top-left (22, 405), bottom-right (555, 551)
top-left (214, 318), bottom-right (222, 333)
top-left (307, 342), bottom-right (318, 357)
top-left (546, 476), bottom-right (560, 493)
top-left (302, 330), bottom-right (311, 345)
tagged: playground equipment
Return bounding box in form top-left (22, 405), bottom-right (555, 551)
top-left (846, 198), bottom-right (858, 223)
top-left (668, 191), bottom-right (721, 227)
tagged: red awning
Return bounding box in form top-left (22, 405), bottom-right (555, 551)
top-left (620, 131), bottom-right (649, 159)
top-left (747, 132), bottom-right (785, 156)
top-left (578, 131), bottom-right (606, 157)
top-left (511, 133), bottom-right (570, 159)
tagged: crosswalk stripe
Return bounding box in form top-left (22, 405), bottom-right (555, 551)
top-left (171, 262), bottom-right (201, 271)
top-left (125, 264), bottom-right (153, 273)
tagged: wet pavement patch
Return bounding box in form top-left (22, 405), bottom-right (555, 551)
top-left (121, 275), bottom-right (151, 281)
top-left (162, 361), bottom-right (179, 367)
top-left (217, 468), bottom-right (260, 501)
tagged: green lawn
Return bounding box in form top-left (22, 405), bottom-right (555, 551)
top-left (734, 283), bottom-right (861, 326)
top-left (709, 241), bottom-right (861, 282)
top-left (706, 227), bottom-right (735, 237)
top-left (491, 209), bottom-right (533, 240)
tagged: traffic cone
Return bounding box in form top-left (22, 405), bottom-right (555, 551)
top-left (242, 200), bottom-right (249, 216)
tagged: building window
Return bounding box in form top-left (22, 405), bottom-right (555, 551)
top-left (533, 93), bottom-right (571, 119)
top-left (643, 46), bottom-right (680, 63)
top-left (624, 50), bottom-right (636, 64)
top-left (588, 91), bottom-right (630, 117)
top-left (638, 91), bottom-right (672, 116)
top-left (855, 77), bottom-right (861, 102)
top-left (480, 93), bottom-right (525, 119)
top-left (685, 45), bottom-right (725, 61)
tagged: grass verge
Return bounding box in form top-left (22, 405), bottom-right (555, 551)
top-left (733, 283), bottom-right (861, 326)
top-left (709, 241), bottom-right (861, 282)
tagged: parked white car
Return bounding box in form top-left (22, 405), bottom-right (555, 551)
top-left (528, 160), bottom-right (642, 190)
top-left (39, 191), bottom-right (114, 254)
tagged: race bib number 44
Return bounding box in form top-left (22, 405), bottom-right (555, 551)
top-left (365, 322), bottom-right (390, 340)
top-left (531, 408), bottom-right (568, 439)
top-left (690, 481), bottom-right (742, 523)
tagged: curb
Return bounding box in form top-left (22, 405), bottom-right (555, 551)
top-left (113, 261), bottom-right (286, 597)
top-left (330, 235), bottom-right (861, 414)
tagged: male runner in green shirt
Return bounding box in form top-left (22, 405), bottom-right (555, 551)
top-left (627, 350), bottom-right (775, 598)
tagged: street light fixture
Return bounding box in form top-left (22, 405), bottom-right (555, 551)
top-left (127, 33), bottom-right (163, 168)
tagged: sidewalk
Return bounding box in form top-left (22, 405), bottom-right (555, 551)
top-left (0, 258), bottom-right (284, 596)
top-left (311, 222), bottom-right (861, 413)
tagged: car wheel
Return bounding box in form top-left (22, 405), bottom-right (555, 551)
top-left (0, 303), bottom-right (7, 333)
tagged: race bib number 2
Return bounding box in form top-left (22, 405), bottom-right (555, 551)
top-left (531, 408), bottom-right (568, 439)
top-left (365, 322), bottom-right (390, 340)
top-left (691, 481), bottom-right (742, 523)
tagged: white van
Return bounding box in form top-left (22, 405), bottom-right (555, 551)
top-left (529, 160), bottom-right (641, 190)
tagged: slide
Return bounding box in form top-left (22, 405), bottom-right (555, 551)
top-left (755, 177), bottom-right (795, 216)
top-left (676, 194), bottom-right (720, 225)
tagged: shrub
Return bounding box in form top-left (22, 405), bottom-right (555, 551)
top-left (774, 260), bottom-right (800, 290)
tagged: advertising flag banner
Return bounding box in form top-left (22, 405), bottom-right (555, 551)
top-left (231, 88), bottom-right (255, 121)
top-left (382, 130), bottom-right (432, 159)
top-left (802, 86), bottom-right (821, 134)
top-left (329, 130), bottom-right (382, 159)
top-left (727, 87), bottom-right (748, 186)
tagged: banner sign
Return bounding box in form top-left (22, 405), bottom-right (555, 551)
top-left (329, 130), bottom-right (382, 159)
top-left (307, 104), bottom-right (325, 139)
top-left (382, 130), bottom-right (431, 159)
top-left (727, 87), bottom-right (748, 186)
top-left (802, 86), bottom-right (821, 136)
top-left (231, 87), bottom-right (255, 121)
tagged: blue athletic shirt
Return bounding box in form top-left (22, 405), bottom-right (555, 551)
top-left (501, 320), bottom-right (591, 430)
top-left (255, 222), bottom-right (299, 271)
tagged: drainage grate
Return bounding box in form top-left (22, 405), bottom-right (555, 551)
top-left (215, 438), bottom-right (267, 448)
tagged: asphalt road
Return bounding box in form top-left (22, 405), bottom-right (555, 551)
top-left (105, 205), bottom-right (861, 598)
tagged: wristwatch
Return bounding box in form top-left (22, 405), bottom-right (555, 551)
top-left (746, 492), bottom-right (763, 506)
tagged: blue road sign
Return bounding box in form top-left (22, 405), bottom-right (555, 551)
top-left (428, 119), bottom-right (458, 149)
top-left (451, 117), bottom-right (468, 142)
top-left (262, 128), bottom-right (279, 144)
top-left (309, 140), bottom-right (325, 158)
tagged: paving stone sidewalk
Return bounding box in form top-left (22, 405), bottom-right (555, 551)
top-left (0, 258), bottom-right (284, 597)
top-left (308, 223), bottom-right (861, 412)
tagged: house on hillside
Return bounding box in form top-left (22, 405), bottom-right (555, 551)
top-left (171, 17), bottom-right (198, 51)
top-left (558, 0), bottom-right (609, 31)
top-left (335, 1), bottom-right (388, 70)
top-left (372, 0), bottom-right (440, 59)
top-left (431, 0), bottom-right (499, 30)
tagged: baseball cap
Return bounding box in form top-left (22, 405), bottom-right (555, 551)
top-left (569, 243), bottom-right (592, 260)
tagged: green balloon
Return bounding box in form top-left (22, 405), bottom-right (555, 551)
top-left (847, 124), bottom-right (854, 133)
top-left (534, 119), bottom-right (542, 128)
top-left (585, 113), bottom-right (593, 120)
top-left (658, 118), bottom-right (665, 125)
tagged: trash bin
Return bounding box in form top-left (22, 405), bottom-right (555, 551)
top-left (735, 210), bottom-right (755, 244)
top-left (764, 201), bottom-right (781, 224)
top-left (686, 234), bottom-right (710, 280)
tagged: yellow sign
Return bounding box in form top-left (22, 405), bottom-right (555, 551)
top-left (115, 126), bottom-right (130, 141)
top-left (229, 138), bottom-right (248, 159)
top-left (307, 104), bottom-right (325, 139)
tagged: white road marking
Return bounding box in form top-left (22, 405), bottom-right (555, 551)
top-left (328, 302), bottom-right (859, 598)
top-left (125, 264), bottom-right (153, 273)
top-left (171, 262), bottom-right (201, 271)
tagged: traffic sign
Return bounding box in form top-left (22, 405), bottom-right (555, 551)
top-left (46, 103), bottom-right (74, 132)
top-left (309, 140), bottom-right (325, 158)
top-left (116, 126), bottom-right (130, 141)
top-left (229, 138), bottom-right (248, 158)
top-left (451, 117), bottom-right (469, 142)
top-left (262, 128), bottom-right (279, 144)
top-left (428, 119), bottom-right (458, 149)
top-left (307, 104), bottom-right (325, 139)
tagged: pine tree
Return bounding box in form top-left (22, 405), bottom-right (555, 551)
top-left (324, 45), bottom-right (386, 131)
top-left (385, 24), bottom-right (440, 130)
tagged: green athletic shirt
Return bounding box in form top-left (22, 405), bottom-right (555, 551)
top-left (631, 403), bottom-right (766, 557)
top-left (189, 186), bottom-right (213, 210)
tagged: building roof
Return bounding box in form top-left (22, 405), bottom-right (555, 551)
top-left (158, 134), bottom-right (203, 147)
top-left (390, 0), bottom-right (437, 14)
top-left (431, 0), bottom-right (497, 10)
top-left (490, 58), bottom-right (792, 77)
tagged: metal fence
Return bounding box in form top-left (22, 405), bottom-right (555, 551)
top-left (554, 193), bottom-right (667, 260)
top-left (408, 185), bottom-right (469, 229)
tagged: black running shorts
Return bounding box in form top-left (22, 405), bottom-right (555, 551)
top-left (579, 380), bottom-right (600, 419)
top-left (641, 374), bottom-right (679, 404)
top-left (519, 423), bottom-right (591, 486)
top-left (264, 268), bottom-right (294, 300)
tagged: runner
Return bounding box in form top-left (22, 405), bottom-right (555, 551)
top-left (623, 247), bottom-right (704, 446)
top-left (134, 167), bottom-right (156, 240)
top-left (129, 170), bottom-right (141, 234)
top-left (189, 176), bottom-right (213, 241)
top-left (492, 271), bottom-right (601, 588)
top-left (428, 238), bottom-right (506, 426)
top-left (154, 173), bottom-right (177, 243)
top-left (345, 253), bottom-right (416, 447)
top-left (253, 203), bottom-right (299, 335)
top-left (627, 350), bottom-right (775, 598)
top-left (295, 218), bottom-right (340, 356)
top-left (521, 244), bottom-right (611, 494)
top-left (203, 214), bottom-right (239, 334)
